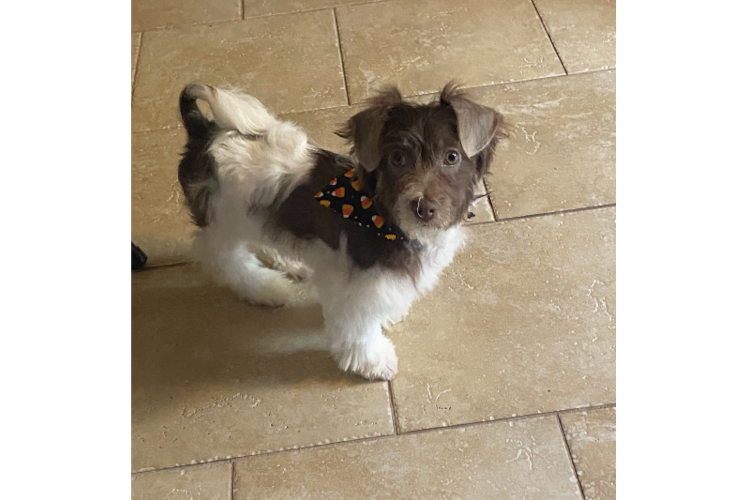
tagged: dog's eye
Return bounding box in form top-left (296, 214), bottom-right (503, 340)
top-left (444, 150), bottom-right (461, 166)
top-left (389, 151), bottom-right (406, 167)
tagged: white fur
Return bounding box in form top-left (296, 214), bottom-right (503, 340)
top-left (190, 87), bottom-right (466, 380)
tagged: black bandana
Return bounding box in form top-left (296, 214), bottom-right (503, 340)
top-left (314, 169), bottom-right (409, 242)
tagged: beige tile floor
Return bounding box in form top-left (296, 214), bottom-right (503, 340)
top-left (131, 0), bottom-right (615, 497)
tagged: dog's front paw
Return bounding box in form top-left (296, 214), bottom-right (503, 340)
top-left (334, 336), bottom-right (399, 381)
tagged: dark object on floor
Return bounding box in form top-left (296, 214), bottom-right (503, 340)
top-left (132, 242), bottom-right (148, 270)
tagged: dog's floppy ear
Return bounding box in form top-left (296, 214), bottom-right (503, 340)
top-left (336, 86), bottom-right (403, 171)
top-left (440, 82), bottom-right (507, 159)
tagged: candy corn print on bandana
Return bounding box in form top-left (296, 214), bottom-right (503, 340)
top-left (314, 169), bottom-right (409, 242)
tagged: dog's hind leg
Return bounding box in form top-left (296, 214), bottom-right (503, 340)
top-left (193, 228), bottom-right (298, 307)
top-left (255, 246), bottom-right (312, 282)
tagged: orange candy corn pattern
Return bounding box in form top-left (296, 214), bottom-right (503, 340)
top-left (314, 168), bottom-right (408, 242)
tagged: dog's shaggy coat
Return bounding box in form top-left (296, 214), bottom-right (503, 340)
top-left (178, 83), bottom-right (506, 380)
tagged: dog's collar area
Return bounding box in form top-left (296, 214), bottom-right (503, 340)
top-left (314, 170), bottom-right (409, 242)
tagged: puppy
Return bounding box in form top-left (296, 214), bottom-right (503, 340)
top-left (177, 83), bottom-right (506, 380)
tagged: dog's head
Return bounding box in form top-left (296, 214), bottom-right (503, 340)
top-left (337, 83), bottom-right (507, 238)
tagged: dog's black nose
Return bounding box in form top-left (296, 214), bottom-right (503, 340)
top-left (411, 197), bottom-right (437, 222)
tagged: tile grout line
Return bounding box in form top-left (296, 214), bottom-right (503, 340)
top-left (135, 261), bottom-right (194, 273)
top-left (229, 460), bottom-right (235, 500)
top-left (480, 177), bottom-right (498, 223)
top-left (460, 203), bottom-right (617, 228)
top-left (397, 402), bottom-right (617, 437)
top-left (131, 68), bottom-right (615, 136)
top-left (131, 0), bottom-right (392, 35)
top-left (279, 67), bottom-right (614, 115)
top-left (131, 402), bottom-right (615, 476)
top-left (568, 66), bottom-right (615, 76)
top-left (131, 32), bottom-right (143, 104)
top-left (241, 0), bottom-right (393, 22)
top-left (133, 16), bottom-right (241, 35)
top-left (296, 67), bottom-right (614, 109)
top-left (494, 203), bottom-right (617, 224)
top-left (387, 380), bottom-right (401, 434)
top-left (556, 412), bottom-right (588, 500)
top-left (529, 0), bottom-right (568, 75)
top-left (332, 8), bottom-right (351, 106)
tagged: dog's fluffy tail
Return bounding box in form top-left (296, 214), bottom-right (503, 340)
top-left (179, 83), bottom-right (279, 136)
top-left (179, 83), bottom-right (212, 139)
top-left (178, 83), bottom-right (311, 210)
